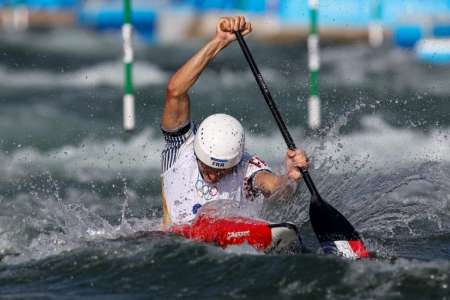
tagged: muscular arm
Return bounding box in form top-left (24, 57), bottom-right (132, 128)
top-left (254, 172), bottom-right (294, 198)
top-left (253, 149), bottom-right (309, 198)
top-left (162, 38), bottom-right (228, 130)
top-left (162, 16), bottom-right (252, 131)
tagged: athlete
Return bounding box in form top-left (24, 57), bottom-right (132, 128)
top-left (161, 16), bottom-right (309, 226)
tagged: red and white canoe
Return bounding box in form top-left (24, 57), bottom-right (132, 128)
top-left (168, 213), bottom-right (303, 255)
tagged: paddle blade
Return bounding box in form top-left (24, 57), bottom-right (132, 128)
top-left (309, 194), bottom-right (369, 259)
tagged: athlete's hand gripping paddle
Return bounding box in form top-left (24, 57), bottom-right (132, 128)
top-left (234, 31), bottom-right (369, 259)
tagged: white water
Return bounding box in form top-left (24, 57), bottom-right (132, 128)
top-left (0, 61), bottom-right (168, 88)
top-left (1, 116), bottom-right (448, 182)
top-left (0, 28), bottom-right (147, 55)
top-left (322, 44), bottom-right (450, 96)
top-left (0, 61), bottom-right (282, 90)
top-left (0, 185), bottom-right (163, 264)
top-left (0, 116), bottom-right (448, 264)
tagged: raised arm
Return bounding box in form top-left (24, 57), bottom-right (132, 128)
top-left (161, 16), bottom-right (252, 130)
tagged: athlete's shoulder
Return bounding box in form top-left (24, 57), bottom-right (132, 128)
top-left (241, 152), bottom-right (270, 169)
top-left (238, 152), bottom-right (271, 180)
top-left (161, 121), bottom-right (197, 172)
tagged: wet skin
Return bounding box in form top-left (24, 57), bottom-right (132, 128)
top-left (197, 159), bottom-right (234, 184)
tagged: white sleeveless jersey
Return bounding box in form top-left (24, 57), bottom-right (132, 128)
top-left (161, 132), bottom-right (271, 225)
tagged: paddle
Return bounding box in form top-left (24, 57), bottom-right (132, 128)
top-left (234, 31), bottom-right (369, 259)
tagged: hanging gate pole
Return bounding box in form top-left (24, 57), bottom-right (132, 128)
top-left (369, 0), bottom-right (384, 47)
top-left (308, 0), bottom-right (320, 129)
top-left (123, 0), bottom-right (135, 131)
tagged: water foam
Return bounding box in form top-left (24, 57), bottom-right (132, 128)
top-left (0, 61), bottom-right (168, 88)
top-left (322, 44), bottom-right (450, 96)
top-left (0, 183), bottom-right (163, 264)
top-left (0, 128), bottom-right (161, 182)
top-left (0, 28), bottom-right (147, 55)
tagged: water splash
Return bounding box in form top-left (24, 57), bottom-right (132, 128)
top-left (0, 172), bottom-right (162, 264)
top-left (0, 61), bottom-right (167, 88)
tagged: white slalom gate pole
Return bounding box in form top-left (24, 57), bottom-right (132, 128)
top-left (369, 0), bottom-right (383, 47)
top-left (123, 0), bottom-right (135, 131)
top-left (308, 0), bottom-right (320, 129)
top-left (2, 5), bottom-right (29, 31)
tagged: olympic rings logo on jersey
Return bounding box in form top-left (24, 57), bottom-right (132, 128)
top-left (195, 178), bottom-right (218, 201)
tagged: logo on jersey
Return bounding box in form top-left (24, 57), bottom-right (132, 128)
top-left (192, 203), bottom-right (202, 214)
top-left (195, 178), bottom-right (218, 201)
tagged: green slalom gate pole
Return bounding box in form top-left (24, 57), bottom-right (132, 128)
top-left (123, 0), bottom-right (135, 131)
top-left (308, 0), bottom-right (320, 129)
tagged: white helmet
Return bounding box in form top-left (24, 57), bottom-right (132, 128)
top-left (194, 114), bottom-right (245, 169)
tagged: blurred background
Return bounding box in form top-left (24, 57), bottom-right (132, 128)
top-left (2, 0), bottom-right (450, 48)
top-left (0, 0), bottom-right (449, 299)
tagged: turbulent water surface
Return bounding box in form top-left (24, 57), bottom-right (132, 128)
top-left (0, 29), bottom-right (449, 299)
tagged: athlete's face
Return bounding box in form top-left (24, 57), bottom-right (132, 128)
top-left (197, 159), bottom-right (233, 184)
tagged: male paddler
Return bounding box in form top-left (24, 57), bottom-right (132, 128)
top-left (161, 16), bottom-right (309, 226)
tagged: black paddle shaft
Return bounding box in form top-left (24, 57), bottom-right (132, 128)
top-left (234, 31), bottom-right (365, 244)
top-left (234, 31), bottom-right (319, 198)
